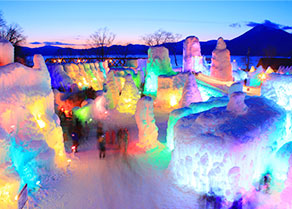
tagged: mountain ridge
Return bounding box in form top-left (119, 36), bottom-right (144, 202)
top-left (17, 24), bottom-right (292, 58)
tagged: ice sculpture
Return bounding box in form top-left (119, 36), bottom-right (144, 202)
top-left (146, 46), bottom-right (175, 76)
top-left (0, 39), bottom-right (14, 66)
top-left (170, 96), bottom-right (288, 202)
top-left (210, 37), bottom-right (233, 81)
top-left (105, 70), bottom-right (120, 109)
top-left (117, 74), bottom-right (140, 115)
top-left (135, 96), bottom-right (159, 149)
top-left (0, 54), bottom-right (66, 192)
top-left (92, 91), bottom-right (108, 120)
top-left (248, 66), bottom-right (264, 87)
top-left (143, 71), bottom-right (158, 97)
top-left (183, 36), bottom-right (201, 72)
top-left (265, 66), bottom-right (274, 74)
top-left (179, 72), bottom-right (202, 107)
top-left (227, 82), bottom-right (248, 115)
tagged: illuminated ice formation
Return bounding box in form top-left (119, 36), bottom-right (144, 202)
top-left (155, 74), bottom-right (186, 110)
top-left (0, 39), bottom-right (14, 66)
top-left (247, 66), bottom-right (264, 87)
top-left (278, 66), bottom-right (292, 75)
top-left (233, 68), bottom-right (248, 82)
top-left (143, 71), bottom-right (158, 97)
top-left (0, 54), bottom-right (66, 192)
top-left (154, 73), bottom-right (223, 111)
top-left (92, 91), bottom-right (108, 120)
top-left (265, 66), bottom-right (274, 74)
top-left (227, 82), bottom-right (248, 115)
top-left (117, 74), bottom-right (140, 115)
top-left (166, 96), bottom-right (229, 151)
top-left (105, 70), bottom-right (120, 109)
top-left (47, 64), bottom-right (73, 91)
top-left (146, 46), bottom-right (175, 76)
top-left (170, 96), bottom-right (288, 202)
top-left (135, 96), bottom-right (159, 149)
top-left (210, 37), bottom-right (233, 81)
top-left (183, 36), bottom-right (201, 72)
top-left (49, 62), bottom-right (106, 91)
top-left (261, 73), bottom-right (292, 111)
top-left (179, 72), bottom-right (202, 107)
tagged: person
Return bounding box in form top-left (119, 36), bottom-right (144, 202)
top-left (71, 131), bottom-right (79, 153)
top-left (117, 128), bottom-right (123, 149)
top-left (98, 134), bottom-right (106, 158)
top-left (123, 128), bottom-right (129, 153)
top-left (83, 121), bottom-right (90, 141)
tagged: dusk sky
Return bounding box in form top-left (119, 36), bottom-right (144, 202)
top-left (1, 1), bottom-right (292, 48)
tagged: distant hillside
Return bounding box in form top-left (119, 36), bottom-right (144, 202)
top-left (17, 24), bottom-right (292, 58)
top-left (228, 25), bottom-right (292, 56)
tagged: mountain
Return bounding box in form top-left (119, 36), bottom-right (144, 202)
top-left (227, 25), bottom-right (292, 56)
top-left (17, 24), bottom-right (292, 58)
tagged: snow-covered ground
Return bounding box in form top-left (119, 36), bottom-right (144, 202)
top-left (31, 116), bottom-right (201, 209)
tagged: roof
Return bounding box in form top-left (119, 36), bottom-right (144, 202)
top-left (257, 58), bottom-right (292, 70)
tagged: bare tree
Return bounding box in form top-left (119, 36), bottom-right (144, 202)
top-left (89, 27), bottom-right (116, 59)
top-left (141, 29), bottom-right (181, 46)
top-left (0, 11), bottom-right (6, 29)
top-left (0, 23), bottom-right (26, 46)
top-left (141, 29), bottom-right (182, 65)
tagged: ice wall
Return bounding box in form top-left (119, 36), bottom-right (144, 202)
top-left (170, 96), bottom-right (288, 202)
top-left (117, 74), bottom-right (140, 115)
top-left (210, 37), bottom-right (233, 81)
top-left (261, 73), bottom-right (292, 111)
top-left (48, 61), bottom-right (106, 91)
top-left (47, 64), bottom-right (73, 91)
top-left (0, 39), bottom-right (14, 66)
top-left (179, 72), bottom-right (202, 107)
top-left (183, 36), bottom-right (201, 72)
top-left (0, 54), bottom-right (66, 192)
top-left (135, 96), bottom-right (159, 150)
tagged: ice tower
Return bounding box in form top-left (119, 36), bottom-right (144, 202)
top-left (210, 37), bottom-right (233, 81)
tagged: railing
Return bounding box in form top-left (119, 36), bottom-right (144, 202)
top-left (45, 57), bottom-right (147, 67)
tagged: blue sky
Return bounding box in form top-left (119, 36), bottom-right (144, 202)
top-left (1, 1), bottom-right (292, 47)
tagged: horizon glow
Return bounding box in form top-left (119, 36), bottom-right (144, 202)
top-left (1, 1), bottom-right (292, 48)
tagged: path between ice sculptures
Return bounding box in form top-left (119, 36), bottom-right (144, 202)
top-left (32, 118), bottom-right (200, 209)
